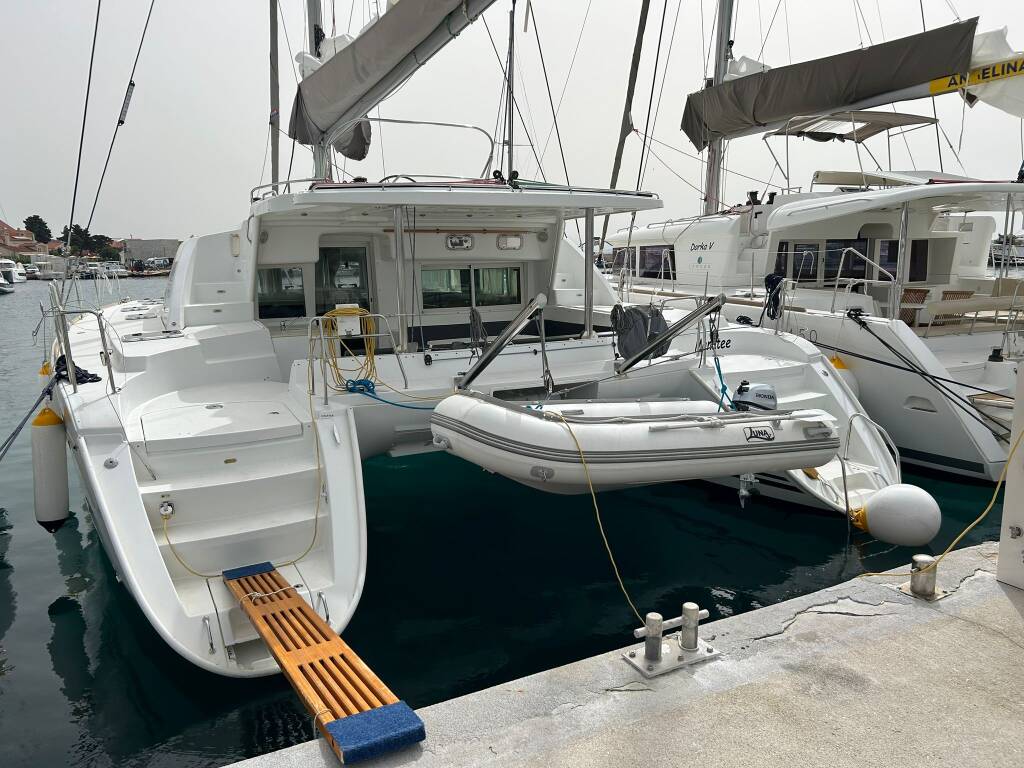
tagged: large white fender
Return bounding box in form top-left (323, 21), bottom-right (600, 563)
top-left (32, 405), bottom-right (70, 532)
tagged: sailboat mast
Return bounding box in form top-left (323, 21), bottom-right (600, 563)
top-left (270, 0), bottom-right (280, 191)
top-left (703, 0), bottom-right (734, 215)
top-left (306, 0), bottom-right (331, 179)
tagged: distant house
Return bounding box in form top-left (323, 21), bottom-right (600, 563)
top-left (122, 238), bottom-right (181, 266)
top-left (0, 219), bottom-right (48, 261)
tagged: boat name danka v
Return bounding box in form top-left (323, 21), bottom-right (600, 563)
top-left (27, 0), bottom-right (940, 699)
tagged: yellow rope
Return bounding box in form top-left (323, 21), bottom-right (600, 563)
top-left (555, 412), bottom-right (643, 623)
top-left (860, 425), bottom-right (1024, 579)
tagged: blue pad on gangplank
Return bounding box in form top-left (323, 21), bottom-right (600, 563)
top-left (222, 562), bottom-right (275, 581)
top-left (324, 701), bottom-right (425, 763)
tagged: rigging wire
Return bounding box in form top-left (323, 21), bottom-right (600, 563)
top-left (258, 123), bottom-right (273, 186)
top-left (60, 0), bottom-right (103, 302)
top-left (481, 14), bottom-right (547, 182)
top-left (535, 0), bottom-right (591, 169)
top-left (526, 1), bottom-right (580, 239)
top-left (635, 128), bottom-right (783, 189)
top-left (782, 0), bottom-right (791, 64)
top-left (753, 0), bottom-right (783, 63)
top-left (85, 0), bottom-right (157, 232)
top-left (278, 2), bottom-right (301, 85)
top-left (853, 0), bottom-right (874, 45)
top-left (640, 0), bottom-right (683, 189)
top-left (634, 0), bottom-right (670, 192)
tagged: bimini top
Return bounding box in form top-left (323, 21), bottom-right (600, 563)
top-left (769, 111), bottom-right (937, 144)
top-left (767, 182), bottom-right (1024, 231)
top-left (810, 169), bottom-right (978, 188)
top-left (250, 179), bottom-right (662, 225)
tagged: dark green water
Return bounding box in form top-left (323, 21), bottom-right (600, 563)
top-left (0, 279), bottom-right (1002, 766)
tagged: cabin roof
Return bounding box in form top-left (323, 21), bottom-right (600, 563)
top-left (250, 180), bottom-right (662, 226)
top-left (767, 182), bottom-right (1024, 230)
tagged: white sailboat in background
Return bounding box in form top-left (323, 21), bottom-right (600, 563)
top-left (34, 0), bottom-right (941, 679)
top-left (610, 4), bottom-right (1024, 483)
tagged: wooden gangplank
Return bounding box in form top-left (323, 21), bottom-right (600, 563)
top-left (224, 562), bottom-right (424, 763)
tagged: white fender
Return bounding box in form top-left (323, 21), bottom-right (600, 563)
top-left (32, 405), bottom-right (70, 532)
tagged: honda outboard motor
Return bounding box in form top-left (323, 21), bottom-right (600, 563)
top-left (732, 380), bottom-right (777, 411)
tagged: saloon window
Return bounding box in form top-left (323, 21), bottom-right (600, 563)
top-left (474, 266), bottom-right (521, 306)
top-left (422, 268), bottom-right (472, 308)
top-left (257, 266), bottom-right (305, 319)
top-left (639, 246), bottom-right (674, 278)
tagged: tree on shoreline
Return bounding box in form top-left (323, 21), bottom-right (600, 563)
top-left (23, 214), bottom-right (52, 243)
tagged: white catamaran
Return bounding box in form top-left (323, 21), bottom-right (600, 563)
top-left (609, 8), bottom-right (1024, 482)
top-left (34, 0), bottom-right (938, 677)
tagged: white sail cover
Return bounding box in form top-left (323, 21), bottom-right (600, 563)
top-left (289, 0), bottom-right (496, 159)
top-left (963, 28), bottom-right (1024, 118)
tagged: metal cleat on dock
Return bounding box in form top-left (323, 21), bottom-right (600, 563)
top-left (623, 602), bottom-right (720, 678)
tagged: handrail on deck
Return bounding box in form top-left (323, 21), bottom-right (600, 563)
top-left (829, 247), bottom-right (897, 314)
top-left (306, 312), bottom-right (409, 405)
top-left (47, 283), bottom-right (118, 395)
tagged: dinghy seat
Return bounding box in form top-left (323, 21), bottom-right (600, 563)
top-left (224, 562), bottom-right (424, 763)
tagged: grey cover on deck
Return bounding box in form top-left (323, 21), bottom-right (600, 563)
top-left (681, 18), bottom-right (978, 150)
top-left (289, 0), bottom-right (495, 159)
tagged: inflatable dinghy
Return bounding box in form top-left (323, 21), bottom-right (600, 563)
top-left (431, 392), bottom-right (841, 494)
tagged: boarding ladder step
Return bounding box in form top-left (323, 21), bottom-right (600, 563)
top-left (224, 562), bottom-right (424, 763)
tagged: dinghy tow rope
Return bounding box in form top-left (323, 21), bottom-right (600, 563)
top-left (555, 412), bottom-right (643, 624)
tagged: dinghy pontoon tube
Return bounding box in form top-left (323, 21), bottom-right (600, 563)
top-left (431, 392), bottom-right (841, 494)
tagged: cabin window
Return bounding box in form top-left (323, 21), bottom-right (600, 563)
top-left (316, 246), bottom-right (369, 314)
top-left (792, 243), bottom-right (819, 283)
top-left (639, 246), bottom-right (674, 278)
top-left (876, 239), bottom-right (928, 282)
top-left (773, 241), bottom-right (790, 275)
top-left (422, 268), bottom-right (472, 308)
top-left (878, 240), bottom-right (898, 278)
top-left (257, 266), bottom-right (305, 319)
top-left (824, 239), bottom-right (868, 283)
top-left (909, 240), bottom-right (929, 282)
top-left (474, 266), bottom-right (522, 306)
top-left (611, 247), bottom-right (632, 272)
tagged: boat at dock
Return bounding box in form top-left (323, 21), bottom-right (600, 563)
top-left (607, 10), bottom-right (1024, 483)
top-left (30, 0), bottom-right (938, 684)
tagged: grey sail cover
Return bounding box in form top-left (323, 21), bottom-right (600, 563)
top-left (289, 0), bottom-right (495, 160)
top-left (681, 18), bottom-right (978, 150)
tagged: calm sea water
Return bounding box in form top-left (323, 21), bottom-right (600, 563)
top-left (0, 278), bottom-right (1003, 767)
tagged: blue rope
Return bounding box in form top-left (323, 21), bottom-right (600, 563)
top-left (345, 379), bottom-right (435, 410)
top-left (713, 357), bottom-right (734, 413)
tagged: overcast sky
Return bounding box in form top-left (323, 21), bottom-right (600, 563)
top-left (2, 0), bottom-right (1023, 240)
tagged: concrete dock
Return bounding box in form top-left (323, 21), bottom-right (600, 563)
top-left (231, 542), bottom-right (1024, 768)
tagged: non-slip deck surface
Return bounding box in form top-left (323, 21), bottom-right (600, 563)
top-left (225, 564), bottom-right (423, 763)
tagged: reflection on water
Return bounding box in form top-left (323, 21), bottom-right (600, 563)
top-left (0, 278), bottom-right (1004, 767)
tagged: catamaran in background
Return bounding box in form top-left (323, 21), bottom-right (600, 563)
top-left (608, 8), bottom-right (1024, 483)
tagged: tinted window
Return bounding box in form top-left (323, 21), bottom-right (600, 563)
top-left (257, 266), bottom-right (305, 319)
top-left (773, 241), bottom-right (789, 275)
top-left (474, 266), bottom-right (521, 306)
top-left (792, 243), bottom-right (819, 282)
top-left (638, 246), bottom-right (674, 278)
top-left (422, 268), bottom-right (472, 308)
